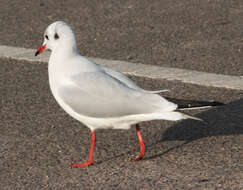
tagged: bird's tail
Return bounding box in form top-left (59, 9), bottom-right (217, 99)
top-left (153, 111), bottom-right (205, 123)
top-left (181, 113), bottom-right (208, 124)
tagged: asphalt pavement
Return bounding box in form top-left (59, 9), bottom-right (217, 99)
top-left (0, 58), bottom-right (242, 189)
top-left (0, 0), bottom-right (243, 75)
top-left (1, 0), bottom-right (243, 189)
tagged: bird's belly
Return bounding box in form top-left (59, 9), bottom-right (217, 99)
top-left (48, 77), bottom-right (161, 131)
top-left (49, 80), bottom-right (116, 130)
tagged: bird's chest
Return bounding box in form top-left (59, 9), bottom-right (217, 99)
top-left (48, 60), bottom-right (69, 99)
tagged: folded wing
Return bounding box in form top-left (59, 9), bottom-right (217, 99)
top-left (58, 71), bottom-right (177, 118)
top-left (103, 67), bottom-right (169, 94)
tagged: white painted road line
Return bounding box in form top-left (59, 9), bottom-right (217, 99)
top-left (0, 44), bottom-right (243, 90)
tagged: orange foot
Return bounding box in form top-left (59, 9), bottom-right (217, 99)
top-left (132, 153), bottom-right (145, 162)
top-left (71, 161), bottom-right (94, 167)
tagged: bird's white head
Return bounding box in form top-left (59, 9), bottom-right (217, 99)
top-left (35, 21), bottom-right (77, 56)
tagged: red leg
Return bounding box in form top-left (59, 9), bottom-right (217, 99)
top-left (133, 124), bottom-right (146, 161)
top-left (71, 130), bottom-right (96, 167)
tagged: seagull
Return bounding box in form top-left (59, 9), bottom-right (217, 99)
top-left (35, 21), bottom-right (223, 167)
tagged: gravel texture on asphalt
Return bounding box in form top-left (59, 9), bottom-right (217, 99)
top-left (0, 0), bottom-right (243, 75)
top-left (0, 58), bottom-right (242, 189)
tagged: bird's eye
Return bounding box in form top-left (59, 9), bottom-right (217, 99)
top-left (54, 33), bottom-right (59, 40)
top-left (45, 35), bottom-right (49, 40)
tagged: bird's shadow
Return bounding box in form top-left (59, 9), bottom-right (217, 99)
top-left (99, 98), bottom-right (243, 163)
top-left (144, 98), bottom-right (243, 160)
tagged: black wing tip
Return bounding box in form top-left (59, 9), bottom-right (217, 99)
top-left (208, 100), bottom-right (225, 107)
top-left (177, 100), bottom-right (225, 110)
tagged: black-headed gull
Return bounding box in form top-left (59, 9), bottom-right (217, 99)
top-left (35, 21), bottom-right (222, 167)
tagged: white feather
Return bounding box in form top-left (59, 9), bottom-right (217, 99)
top-left (42, 21), bottom-right (198, 131)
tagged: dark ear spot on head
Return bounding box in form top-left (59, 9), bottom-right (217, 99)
top-left (54, 33), bottom-right (59, 40)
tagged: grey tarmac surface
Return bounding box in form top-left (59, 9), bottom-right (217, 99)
top-left (0, 58), bottom-right (242, 189)
top-left (2, 45), bottom-right (243, 90)
top-left (0, 0), bottom-right (243, 75)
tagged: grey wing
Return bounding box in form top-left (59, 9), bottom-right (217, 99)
top-left (103, 67), bottom-right (169, 93)
top-left (57, 71), bottom-right (176, 118)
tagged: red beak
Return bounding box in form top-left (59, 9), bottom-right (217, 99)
top-left (35, 44), bottom-right (46, 56)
